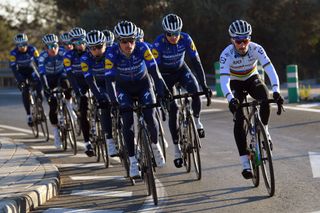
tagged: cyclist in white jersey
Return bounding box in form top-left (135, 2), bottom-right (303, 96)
top-left (219, 20), bottom-right (284, 179)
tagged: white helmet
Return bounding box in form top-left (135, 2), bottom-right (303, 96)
top-left (228, 20), bottom-right (252, 38)
top-left (69, 27), bottom-right (86, 40)
top-left (102, 30), bottom-right (115, 46)
top-left (85, 30), bottom-right (106, 46)
top-left (42, 34), bottom-right (59, 45)
top-left (60, 32), bottom-right (72, 43)
top-left (162, 13), bottom-right (183, 33)
top-left (14, 33), bottom-right (28, 44)
top-left (136, 27), bottom-right (144, 40)
top-left (114, 21), bottom-right (137, 39)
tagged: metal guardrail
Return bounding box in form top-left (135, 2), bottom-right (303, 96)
top-left (0, 60), bottom-right (15, 87)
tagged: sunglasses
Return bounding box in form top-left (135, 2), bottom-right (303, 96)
top-left (17, 43), bottom-right (27, 48)
top-left (47, 43), bottom-right (59, 49)
top-left (120, 38), bottom-right (135, 44)
top-left (73, 40), bottom-right (86, 46)
top-left (234, 39), bottom-right (250, 45)
top-left (166, 32), bottom-right (180, 37)
top-left (89, 44), bottom-right (104, 50)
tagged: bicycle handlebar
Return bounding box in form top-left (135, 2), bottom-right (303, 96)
top-left (239, 99), bottom-right (284, 115)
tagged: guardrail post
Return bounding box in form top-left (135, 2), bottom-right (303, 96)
top-left (214, 61), bottom-right (223, 97)
top-left (287, 64), bottom-right (299, 103)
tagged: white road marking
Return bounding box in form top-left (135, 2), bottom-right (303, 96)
top-left (201, 108), bottom-right (223, 113)
top-left (0, 132), bottom-right (27, 136)
top-left (309, 152), bottom-right (320, 178)
top-left (30, 145), bottom-right (57, 149)
top-left (0, 124), bottom-right (54, 139)
top-left (43, 208), bottom-right (123, 213)
top-left (44, 153), bottom-right (89, 158)
top-left (57, 163), bottom-right (105, 168)
top-left (71, 190), bottom-right (132, 197)
top-left (14, 138), bottom-right (48, 142)
top-left (69, 175), bottom-right (125, 181)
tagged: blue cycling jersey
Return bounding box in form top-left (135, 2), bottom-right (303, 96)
top-left (9, 45), bottom-right (39, 71)
top-left (152, 32), bottom-right (199, 70)
top-left (38, 47), bottom-right (65, 75)
top-left (81, 52), bottom-right (106, 81)
top-left (105, 42), bottom-right (155, 82)
top-left (64, 49), bottom-right (86, 75)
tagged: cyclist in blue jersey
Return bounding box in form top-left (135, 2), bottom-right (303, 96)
top-left (81, 30), bottom-right (118, 157)
top-left (9, 33), bottom-right (42, 126)
top-left (152, 13), bottom-right (212, 168)
top-left (64, 27), bottom-right (95, 157)
top-left (105, 21), bottom-right (168, 178)
top-left (39, 34), bottom-right (73, 149)
top-left (60, 32), bottom-right (73, 51)
top-left (102, 30), bottom-right (115, 47)
top-left (136, 27), bottom-right (152, 48)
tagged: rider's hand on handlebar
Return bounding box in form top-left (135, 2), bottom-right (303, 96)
top-left (43, 87), bottom-right (51, 99)
top-left (273, 92), bottom-right (284, 105)
top-left (17, 81), bottom-right (26, 91)
top-left (202, 85), bottom-right (212, 106)
top-left (229, 98), bottom-right (239, 114)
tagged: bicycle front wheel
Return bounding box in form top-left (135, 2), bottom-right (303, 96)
top-left (63, 105), bottom-right (77, 155)
top-left (140, 128), bottom-right (158, 205)
top-left (30, 97), bottom-right (39, 138)
top-left (257, 120), bottom-right (275, 197)
top-left (37, 101), bottom-right (49, 141)
top-left (189, 116), bottom-right (201, 180)
top-left (156, 110), bottom-right (167, 160)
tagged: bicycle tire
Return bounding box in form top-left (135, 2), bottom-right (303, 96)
top-left (141, 127), bottom-right (158, 205)
top-left (101, 133), bottom-right (109, 168)
top-left (257, 119), bottom-right (275, 197)
top-left (37, 101), bottom-right (49, 142)
top-left (95, 119), bottom-right (102, 163)
top-left (63, 105), bottom-right (77, 155)
top-left (30, 96), bottom-right (39, 138)
top-left (156, 110), bottom-right (167, 160)
top-left (179, 115), bottom-right (191, 173)
top-left (189, 116), bottom-right (202, 180)
top-left (244, 120), bottom-right (260, 187)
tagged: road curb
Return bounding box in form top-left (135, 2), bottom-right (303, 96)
top-left (0, 138), bottom-right (60, 213)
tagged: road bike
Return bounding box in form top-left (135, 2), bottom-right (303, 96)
top-left (239, 97), bottom-right (283, 197)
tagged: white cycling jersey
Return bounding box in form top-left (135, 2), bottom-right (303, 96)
top-left (219, 42), bottom-right (280, 102)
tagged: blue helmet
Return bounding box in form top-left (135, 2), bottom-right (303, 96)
top-left (14, 33), bottom-right (28, 44)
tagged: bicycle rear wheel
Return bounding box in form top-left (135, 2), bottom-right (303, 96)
top-left (189, 116), bottom-right (201, 180)
top-left (141, 128), bottom-right (158, 205)
top-left (244, 121), bottom-right (260, 187)
top-left (30, 98), bottom-right (39, 138)
top-left (257, 120), bottom-right (275, 197)
top-left (100, 133), bottom-right (109, 168)
top-left (63, 105), bottom-right (77, 155)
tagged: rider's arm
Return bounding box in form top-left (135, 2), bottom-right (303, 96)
top-left (64, 53), bottom-right (80, 96)
top-left (31, 46), bottom-right (40, 67)
top-left (185, 35), bottom-right (207, 87)
top-left (256, 45), bottom-right (280, 93)
top-left (38, 53), bottom-right (49, 89)
top-left (9, 51), bottom-right (23, 83)
top-left (151, 39), bottom-right (162, 69)
top-left (80, 57), bottom-right (102, 99)
top-left (104, 55), bottom-right (117, 103)
top-left (219, 52), bottom-right (234, 102)
top-left (143, 45), bottom-right (166, 97)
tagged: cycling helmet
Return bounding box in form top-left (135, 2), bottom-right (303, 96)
top-left (85, 30), bottom-right (106, 46)
top-left (14, 33), bottom-right (28, 44)
top-left (136, 27), bottom-right (144, 40)
top-left (228, 20), bottom-right (252, 38)
top-left (60, 32), bottom-right (72, 43)
top-left (162, 13), bottom-right (183, 33)
top-left (69, 27), bottom-right (86, 40)
top-left (102, 30), bottom-right (115, 45)
top-left (114, 21), bottom-right (137, 39)
top-left (42, 34), bottom-right (59, 45)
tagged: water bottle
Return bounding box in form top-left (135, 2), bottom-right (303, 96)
top-left (255, 142), bottom-right (261, 166)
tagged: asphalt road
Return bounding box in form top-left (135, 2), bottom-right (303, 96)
top-left (0, 88), bottom-right (320, 213)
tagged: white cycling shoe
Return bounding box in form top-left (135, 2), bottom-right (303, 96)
top-left (151, 142), bottom-right (165, 167)
top-left (129, 156), bottom-right (140, 178)
top-left (53, 127), bottom-right (62, 150)
top-left (106, 138), bottom-right (118, 157)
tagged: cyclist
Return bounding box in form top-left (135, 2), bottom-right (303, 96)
top-left (152, 13), bottom-right (212, 168)
top-left (102, 29), bottom-right (115, 47)
top-left (9, 33), bottom-right (42, 126)
top-left (39, 34), bottom-right (73, 149)
top-left (105, 21), bottom-right (167, 178)
top-left (60, 32), bottom-right (73, 51)
top-left (64, 27), bottom-right (95, 157)
top-left (81, 30), bottom-right (118, 157)
top-left (219, 19), bottom-right (284, 179)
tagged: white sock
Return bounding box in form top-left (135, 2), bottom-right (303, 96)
top-left (129, 156), bottom-right (137, 164)
top-left (240, 155), bottom-right (250, 170)
top-left (174, 144), bottom-right (181, 152)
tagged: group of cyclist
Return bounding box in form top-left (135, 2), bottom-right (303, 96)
top-left (9, 13), bottom-right (283, 180)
